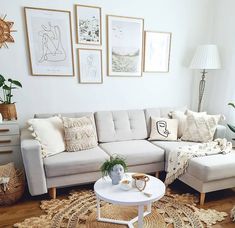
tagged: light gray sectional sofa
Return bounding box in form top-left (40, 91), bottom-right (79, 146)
top-left (20, 107), bottom-right (235, 205)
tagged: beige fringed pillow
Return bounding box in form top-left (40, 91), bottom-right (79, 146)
top-left (62, 116), bottom-right (98, 152)
top-left (181, 112), bottom-right (221, 143)
top-left (171, 110), bottom-right (206, 138)
top-left (28, 116), bottom-right (65, 157)
top-left (149, 117), bottom-right (178, 141)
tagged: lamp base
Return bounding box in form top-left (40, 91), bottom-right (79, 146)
top-left (198, 69), bottom-right (207, 112)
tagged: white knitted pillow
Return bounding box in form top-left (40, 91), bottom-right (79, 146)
top-left (181, 113), bottom-right (221, 143)
top-left (28, 116), bottom-right (65, 157)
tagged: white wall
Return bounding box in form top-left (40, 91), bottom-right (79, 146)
top-left (1, 0), bottom-right (211, 126)
top-left (201, 0), bottom-right (235, 140)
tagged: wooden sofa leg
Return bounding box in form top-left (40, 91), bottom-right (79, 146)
top-left (49, 187), bottom-right (56, 199)
top-left (155, 171), bottom-right (160, 178)
top-left (200, 193), bottom-right (206, 206)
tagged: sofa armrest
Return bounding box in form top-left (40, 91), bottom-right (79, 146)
top-left (21, 128), bottom-right (47, 196)
top-left (214, 124), bottom-right (226, 139)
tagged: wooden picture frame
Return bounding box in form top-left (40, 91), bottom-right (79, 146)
top-left (75, 4), bottom-right (102, 45)
top-left (24, 7), bottom-right (74, 76)
top-left (144, 31), bottom-right (171, 73)
top-left (107, 15), bottom-right (144, 77)
top-left (78, 48), bottom-right (103, 84)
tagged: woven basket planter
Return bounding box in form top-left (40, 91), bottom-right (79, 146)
top-left (0, 169), bottom-right (25, 206)
top-left (0, 103), bottom-right (17, 120)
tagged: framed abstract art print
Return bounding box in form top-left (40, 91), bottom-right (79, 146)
top-left (107, 15), bottom-right (144, 77)
top-left (75, 5), bottom-right (102, 45)
top-left (24, 7), bottom-right (74, 76)
top-left (144, 31), bottom-right (171, 72)
top-left (78, 48), bottom-right (103, 84)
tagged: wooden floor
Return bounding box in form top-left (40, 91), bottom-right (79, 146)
top-left (0, 180), bottom-right (235, 228)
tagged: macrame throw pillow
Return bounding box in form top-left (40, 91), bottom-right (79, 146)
top-left (149, 117), bottom-right (178, 141)
top-left (181, 112), bottom-right (221, 143)
top-left (28, 116), bottom-right (65, 157)
top-left (62, 116), bottom-right (98, 152)
top-left (170, 110), bottom-right (206, 138)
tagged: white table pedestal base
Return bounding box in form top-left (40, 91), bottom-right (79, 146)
top-left (97, 198), bottom-right (152, 228)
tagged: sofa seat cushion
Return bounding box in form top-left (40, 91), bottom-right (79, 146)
top-left (151, 141), bottom-right (199, 170)
top-left (99, 140), bottom-right (164, 166)
top-left (187, 152), bottom-right (235, 182)
top-left (44, 147), bottom-right (109, 178)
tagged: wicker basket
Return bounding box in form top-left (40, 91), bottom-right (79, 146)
top-left (0, 169), bottom-right (25, 206)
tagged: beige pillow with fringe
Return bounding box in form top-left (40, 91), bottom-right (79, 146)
top-left (62, 116), bottom-right (98, 152)
top-left (181, 112), bottom-right (220, 142)
top-left (28, 116), bottom-right (65, 157)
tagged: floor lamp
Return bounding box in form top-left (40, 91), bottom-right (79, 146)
top-left (190, 44), bottom-right (221, 112)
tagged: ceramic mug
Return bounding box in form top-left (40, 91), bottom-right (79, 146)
top-left (132, 173), bottom-right (150, 191)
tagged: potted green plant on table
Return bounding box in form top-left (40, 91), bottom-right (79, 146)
top-left (100, 155), bottom-right (128, 185)
top-left (0, 75), bottom-right (22, 120)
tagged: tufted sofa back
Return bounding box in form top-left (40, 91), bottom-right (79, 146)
top-left (95, 110), bottom-right (148, 143)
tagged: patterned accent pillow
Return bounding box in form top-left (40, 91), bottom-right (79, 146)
top-left (62, 116), bottom-right (98, 152)
top-left (171, 110), bottom-right (206, 138)
top-left (181, 112), bottom-right (221, 142)
top-left (149, 117), bottom-right (178, 141)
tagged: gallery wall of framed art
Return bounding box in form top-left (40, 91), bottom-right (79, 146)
top-left (23, 3), bottom-right (172, 81)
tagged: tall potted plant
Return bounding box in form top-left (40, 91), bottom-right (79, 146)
top-left (228, 102), bottom-right (235, 140)
top-left (0, 75), bottom-right (22, 120)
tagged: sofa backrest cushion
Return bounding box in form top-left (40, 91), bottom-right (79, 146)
top-left (145, 107), bottom-right (187, 135)
top-left (34, 112), bottom-right (92, 119)
top-left (95, 110), bottom-right (148, 143)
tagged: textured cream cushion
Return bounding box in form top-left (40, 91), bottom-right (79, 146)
top-left (62, 116), bottom-right (98, 152)
top-left (181, 112), bottom-right (221, 142)
top-left (28, 116), bottom-right (65, 157)
top-left (149, 117), bottom-right (178, 141)
top-left (171, 110), bottom-right (206, 138)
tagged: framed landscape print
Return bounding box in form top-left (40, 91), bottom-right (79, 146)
top-left (24, 7), bottom-right (74, 76)
top-left (144, 31), bottom-right (171, 72)
top-left (75, 5), bottom-right (102, 45)
top-left (78, 49), bottom-right (103, 84)
top-left (107, 15), bottom-right (144, 77)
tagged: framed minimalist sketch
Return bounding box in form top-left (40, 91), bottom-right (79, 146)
top-left (75, 5), bottom-right (101, 45)
top-left (78, 49), bottom-right (103, 84)
top-left (144, 31), bottom-right (171, 72)
top-left (24, 7), bottom-right (74, 76)
top-left (107, 15), bottom-right (144, 77)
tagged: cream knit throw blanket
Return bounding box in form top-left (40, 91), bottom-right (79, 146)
top-left (165, 138), bottom-right (232, 185)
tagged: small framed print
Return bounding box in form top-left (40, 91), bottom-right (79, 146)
top-left (75, 4), bottom-right (102, 45)
top-left (107, 15), bottom-right (144, 77)
top-left (78, 49), bottom-right (103, 84)
top-left (24, 7), bottom-right (74, 76)
top-left (144, 31), bottom-right (171, 72)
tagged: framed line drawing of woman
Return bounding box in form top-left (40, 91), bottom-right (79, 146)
top-left (78, 48), bottom-right (103, 84)
top-left (24, 7), bottom-right (74, 76)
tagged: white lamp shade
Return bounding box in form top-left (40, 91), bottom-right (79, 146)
top-left (190, 44), bottom-right (221, 70)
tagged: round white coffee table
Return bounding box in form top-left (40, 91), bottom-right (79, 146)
top-left (94, 173), bottom-right (165, 228)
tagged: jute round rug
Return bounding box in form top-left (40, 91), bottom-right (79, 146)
top-left (14, 189), bottom-right (227, 228)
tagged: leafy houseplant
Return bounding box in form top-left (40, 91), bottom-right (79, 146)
top-left (100, 155), bottom-right (128, 185)
top-left (0, 75), bottom-right (22, 120)
top-left (228, 102), bottom-right (235, 140)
